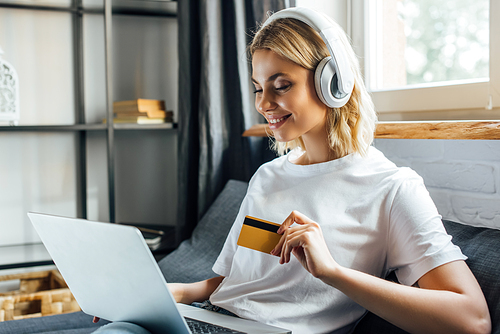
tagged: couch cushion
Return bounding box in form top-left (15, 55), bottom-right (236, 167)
top-left (0, 311), bottom-right (108, 334)
top-left (158, 179), bottom-right (248, 283)
top-left (443, 220), bottom-right (500, 334)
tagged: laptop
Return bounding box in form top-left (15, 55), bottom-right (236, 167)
top-left (28, 212), bottom-right (291, 334)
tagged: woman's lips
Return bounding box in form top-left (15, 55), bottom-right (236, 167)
top-left (267, 114), bottom-right (291, 129)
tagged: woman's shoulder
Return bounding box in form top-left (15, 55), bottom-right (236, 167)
top-left (254, 153), bottom-right (289, 174)
top-left (363, 146), bottom-right (423, 183)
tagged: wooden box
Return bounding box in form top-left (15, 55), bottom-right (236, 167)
top-left (0, 270), bottom-right (80, 321)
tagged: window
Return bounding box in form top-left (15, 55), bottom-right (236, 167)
top-left (296, 0), bottom-right (500, 120)
top-left (351, 0), bottom-right (500, 120)
top-left (367, 0), bottom-right (489, 90)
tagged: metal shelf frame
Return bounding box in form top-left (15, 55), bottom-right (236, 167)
top-left (0, 0), bottom-right (177, 269)
top-left (0, 0), bottom-right (177, 15)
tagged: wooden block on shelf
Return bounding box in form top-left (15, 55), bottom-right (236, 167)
top-left (114, 110), bottom-right (173, 119)
top-left (113, 99), bottom-right (166, 113)
top-left (0, 270), bottom-right (81, 322)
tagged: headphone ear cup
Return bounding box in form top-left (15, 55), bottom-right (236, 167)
top-left (314, 57), bottom-right (333, 107)
top-left (314, 57), bottom-right (351, 108)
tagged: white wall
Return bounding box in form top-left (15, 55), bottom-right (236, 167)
top-left (295, 0), bottom-right (348, 30)
top-left (374, 139), bottom-right (500, 230)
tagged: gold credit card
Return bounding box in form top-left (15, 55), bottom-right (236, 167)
top-left (237, 216), bottom-right (282, 254)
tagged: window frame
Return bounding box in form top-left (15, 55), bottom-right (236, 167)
top-left (350, 0), bottom-right (500, 121)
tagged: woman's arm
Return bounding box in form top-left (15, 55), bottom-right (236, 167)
top-left (168, 276), bottom-right (224, 305)
top-left (328, 260), bottom-right (490, 334)
top-left (272, 211), bottom-right (491, 334)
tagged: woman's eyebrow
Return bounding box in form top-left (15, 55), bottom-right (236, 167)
top-left (251, 72), bottom-right (289, 84)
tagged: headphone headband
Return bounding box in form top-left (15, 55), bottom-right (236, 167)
top-left (262, 7), bottom-right (332, 33)
top-left (262, 7), bottom-right (354, 104)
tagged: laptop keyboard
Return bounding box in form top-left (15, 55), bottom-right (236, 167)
top-left (185, 317), bottom-right (246, 334)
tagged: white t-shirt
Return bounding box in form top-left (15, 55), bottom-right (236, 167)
top-left (210, 147), bottom-right (466, 334)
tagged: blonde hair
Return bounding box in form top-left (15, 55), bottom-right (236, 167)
top-left (250, 17), bottom-right (377, 157)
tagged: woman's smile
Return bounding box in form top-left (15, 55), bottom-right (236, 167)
top-left (266, 114), bottom-right (291, 128)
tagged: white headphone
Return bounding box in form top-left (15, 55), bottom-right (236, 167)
top-left (261, 7), bottom-right (354, 108)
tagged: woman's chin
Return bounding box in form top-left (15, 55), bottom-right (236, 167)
top-left (273, 131), bottom-right (297, 143)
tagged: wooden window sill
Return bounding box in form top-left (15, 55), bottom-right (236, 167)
top-left (242, 121), bottom-right (500, 140)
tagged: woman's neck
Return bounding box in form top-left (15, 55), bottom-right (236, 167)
top-left (290, 121), bottom-right (349, 165)
top-left (293, 138), bottom-right (341, 165)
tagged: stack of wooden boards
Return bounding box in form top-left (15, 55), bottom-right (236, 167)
top-left (110, 99), bottom-right (173, 125)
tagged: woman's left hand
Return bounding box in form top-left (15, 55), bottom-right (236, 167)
top-left (272, 212), bottom-right (492, 334)
top-left (271, 210), bottom-right (339, 279)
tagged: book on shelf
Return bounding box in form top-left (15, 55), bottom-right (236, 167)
top-left (114, 110), bottom-right (173, 119)
top-left (115, 116), bottom-right (168, 125)
top-left (113, 98), bottom-right (166, 113)
top-left (105, 98), bottom-right (174, 125)
top-left (103, 116), bottom-right (173, 125)
top-left (143, 234), bottom-right (163, 251)
top-left (118, 224), bottom-right (166, 251)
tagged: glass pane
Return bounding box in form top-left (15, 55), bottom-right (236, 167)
top-left (0, 244), bottom-right (51, 269)
top-left (114, 0), bottom-right (177, 15)
top-left (115, 130), bottom-right (177, 227)
top-left (367, 0), bottom-right (489, 90)
top-left (86, 131), bottom-right (109, 222)
top-left (0, 133), bottom-right (77, 247)
top-left (113, 15), bottom-right (178, 116)
top-left (82, 0), bottom-right (103, 10)
top-left (83, 14), bottom-right (107, 124)
top-left (82, 0), bottom-right (177, 13)
top-left (0, 0), bottom-right (71, 7)
top-left (0, 8), bottom-right (75, 125)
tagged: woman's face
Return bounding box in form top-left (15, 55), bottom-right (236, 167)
top-left (252, 49), bottom-right (328, 144)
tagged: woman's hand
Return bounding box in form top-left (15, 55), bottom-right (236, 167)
top-left (168, 283), bottom-right (185, 303)
top-left (167, 277), bottom-right (224, 305)
top-left (271, 210), bottom-right (339, 280)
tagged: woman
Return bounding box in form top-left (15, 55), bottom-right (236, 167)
top-left (170, 7), bottom-right (491, 334)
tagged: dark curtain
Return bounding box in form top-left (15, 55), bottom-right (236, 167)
top-left (176, 0), bottom-right (289, 243)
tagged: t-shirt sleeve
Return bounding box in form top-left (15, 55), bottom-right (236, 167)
top-left (387, 172), bottom-right (467, 286)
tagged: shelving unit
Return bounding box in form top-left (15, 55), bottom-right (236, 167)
top-left (0, 0), bottom-right (178, 270)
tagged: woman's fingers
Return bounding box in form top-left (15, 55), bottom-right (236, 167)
top-left (272, 211), bottom-right (317, 261)
top-left (277, 210), bottom-right (310, 234)
top-left (272, 210), bottom-right (311, 256)
top-left (271, 212), bottom-right (337, 278)
top-left (280, 231), bottom-right (305, 264)
top-left (280, 223), bottom-right (319, 265)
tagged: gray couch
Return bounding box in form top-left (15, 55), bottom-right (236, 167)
top-left (1, 180), bottom-right (499, 333)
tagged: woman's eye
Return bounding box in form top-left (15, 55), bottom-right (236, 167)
top-left (276, 84), bottom-right (291, 91)
top-left (253, 88), bottom-right (262, 94)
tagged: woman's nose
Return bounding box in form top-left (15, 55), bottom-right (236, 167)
top-left (257, 91), bottom-right (276, 112)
